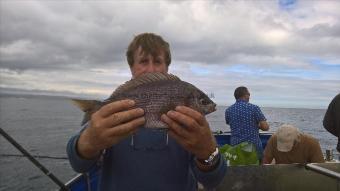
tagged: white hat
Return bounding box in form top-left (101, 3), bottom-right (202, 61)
top-left (276, 124), bottom-right (300, 152)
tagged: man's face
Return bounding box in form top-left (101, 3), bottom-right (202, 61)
top-left (130, 47), bottom-right (168, 78)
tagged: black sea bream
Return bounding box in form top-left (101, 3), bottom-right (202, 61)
top-left (72, 72), bottom-right (216, 129)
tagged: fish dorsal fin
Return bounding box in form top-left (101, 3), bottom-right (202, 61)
top-left (111, 72), bottom-right (180, 97)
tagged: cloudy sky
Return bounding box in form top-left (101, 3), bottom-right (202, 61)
top-left (0, 0), bottom-right (339, 109)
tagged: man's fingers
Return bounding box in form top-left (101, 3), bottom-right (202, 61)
top-left (105, 108), bottom-right (144, 127)
top-left (107, 117), bottom-right (145, 138)
top-left (161, 114), bottom-right (190, 138)
top-left (175, 106), bottom-right (206, 125)
top-left (99, 99), bottom-right (136, 117)
top-left (166, 110), bottom-right (200, 131)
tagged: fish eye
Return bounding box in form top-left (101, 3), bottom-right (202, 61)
top-left (199, 98), bottom-right (209, 105)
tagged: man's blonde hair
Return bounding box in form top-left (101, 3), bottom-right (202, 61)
top-left (126, 33), bottom-right (171, 67)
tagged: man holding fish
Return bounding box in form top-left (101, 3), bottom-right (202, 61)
top-left (67, 33), bottom-right (226, 191)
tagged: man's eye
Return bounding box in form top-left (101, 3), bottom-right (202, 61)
top-left (156, 59), bottom-right (165, 65)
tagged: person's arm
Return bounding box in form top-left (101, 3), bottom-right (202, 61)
top-left (323, 94), bottom-right (340, 137)
top-left (254, 105), bottom-right (269, 131)
top-left (309, 138), bottom-right (325, 163)
top-left (262, 136), bottom-right (275, 164)
top-left (192, 153), bottom-right (227, 189)
top-left (76, 100), bottom-right (145, 159)
top-left (67, 129), bottom-right (98, 173)
top-left (225, 109), bottom-right (230, 125)
top-left (323, 97), bottom-right (336, 136)
top-left (262, 155), bottom-right (273, 164)
top-left (67, 100), bottom-right (145, 172)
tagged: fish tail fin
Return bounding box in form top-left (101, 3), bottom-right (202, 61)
top-left (71, 99), bottom-right (101, 112)
top-left (71, 99), bottom-right (102, 126)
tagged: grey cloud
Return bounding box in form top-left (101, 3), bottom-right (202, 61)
top-left (2, 0), bottom-right (339, 72)
top-left (0, 1), bottom-right (136, 71)
top-left (172, 40), bottom-right (276, 65)
top-left (299, 23), bottom-right (340, 38)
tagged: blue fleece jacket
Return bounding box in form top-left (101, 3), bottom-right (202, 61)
top-left (67, 127), bottom-right (226, 191)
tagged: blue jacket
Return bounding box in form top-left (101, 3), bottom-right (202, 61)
top-left (67, 127), bottom-right (227, 191)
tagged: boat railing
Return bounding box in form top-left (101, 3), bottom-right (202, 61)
top-left (305, 163), bottom-right (340, 180)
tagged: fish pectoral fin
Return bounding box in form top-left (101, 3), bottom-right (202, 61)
top-left (71, 99), bottom-right (100, 112)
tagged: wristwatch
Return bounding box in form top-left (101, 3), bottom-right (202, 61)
top-left (196, 147), bottom-right (220, 166)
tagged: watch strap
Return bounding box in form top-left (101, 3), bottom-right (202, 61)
top-left (196, 147), bottom-right (220, 166)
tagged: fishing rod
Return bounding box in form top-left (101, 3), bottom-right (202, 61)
top-left (0, 127), bottom-right (69, 191)
top-left (1, 153), bottom-right (68, 160)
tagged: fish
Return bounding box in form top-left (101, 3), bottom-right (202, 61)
top-left (72, 72), bottom-right (216, 129)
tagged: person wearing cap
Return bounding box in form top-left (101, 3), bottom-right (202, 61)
top-left (225, 86), bottom-right (269, 160)
top-left (323, 93), bottom-right (340, 152)
top-left (262, 124), bottom-right (325, 164)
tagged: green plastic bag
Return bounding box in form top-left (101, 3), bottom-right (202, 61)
top-left (219, 142), bottom-right (259, 166)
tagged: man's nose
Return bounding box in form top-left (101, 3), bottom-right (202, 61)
top-left (145, 62), bottom-right (157, 72)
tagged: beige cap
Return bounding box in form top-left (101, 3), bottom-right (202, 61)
top-left (276, 124), bottom-right (300, 152)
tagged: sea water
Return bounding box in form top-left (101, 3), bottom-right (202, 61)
top-left (0, 94), bottom-right (337, 191)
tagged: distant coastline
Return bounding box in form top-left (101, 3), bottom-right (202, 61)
top-left (0, 87), bottom-right (102, 100)
top-left (0, 88), bottom-right (327, 110)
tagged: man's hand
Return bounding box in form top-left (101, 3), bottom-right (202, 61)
top-left (161, 106), bottom-right (217, 161)
top-left (77, 99), bottom-right (145, 159)
top-left (259, 121), bottom-right (269, 131)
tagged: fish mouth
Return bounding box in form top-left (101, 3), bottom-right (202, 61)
top-left (207, 103), bottom-right (217, 113)
top-left (211, 103), bottom-right (217, 112)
